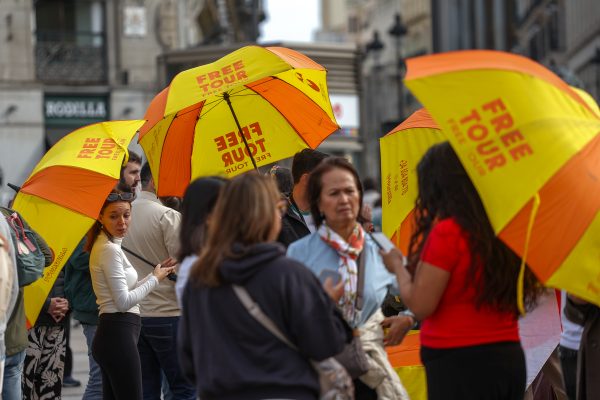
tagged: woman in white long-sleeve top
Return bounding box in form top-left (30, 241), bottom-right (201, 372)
top-left (86, 188), bottom-right (175, 400)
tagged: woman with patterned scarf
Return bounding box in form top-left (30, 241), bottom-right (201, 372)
top-left (288, 157), bottom-right (412, 400)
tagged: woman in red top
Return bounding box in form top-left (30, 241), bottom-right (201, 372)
top-left (383, 142), bottom-right (542, 400)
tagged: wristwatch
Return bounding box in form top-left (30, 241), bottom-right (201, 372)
top-left (398, 309), bottom-right (418, 330)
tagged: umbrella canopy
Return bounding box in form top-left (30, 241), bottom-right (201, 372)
top-left (139, 45), bottom-right (340, 196)
top-left (404, 50), bottom-right (600, 307)
top-left (13, 120), bottom-right (145, 325)
top-left (380, 108), bottom-right (445, 254)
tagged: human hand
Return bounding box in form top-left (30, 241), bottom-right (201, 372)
top-left (153, 263), bottom-right (176, 281)
top-left (49, 298), bottom-right (69, 323)
top-left (381, 315), bottom-right (414, 346)
top-left (379, 247), bottom-right (405, 274)
top-left (159, 257), bottom-right (177, 270)
top-left (323, 278), bottom-right (344, 303)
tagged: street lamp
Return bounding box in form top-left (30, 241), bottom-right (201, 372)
top-left (365, 30), bottom-right (385, 67)
top-left (591, 47), bottom-right (600, 101)
top-left (388, 13), bottom-right (408, 121)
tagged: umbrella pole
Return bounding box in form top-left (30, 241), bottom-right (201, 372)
top-left (223, 92), bottom-right (259, 171)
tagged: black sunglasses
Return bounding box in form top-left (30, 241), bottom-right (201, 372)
top-left (106, 192), bottom-right (135, 202)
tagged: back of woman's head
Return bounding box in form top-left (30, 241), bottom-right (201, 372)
top-left (409, 142), bottom-right (540, 315)
top-left (178, 177), bottom-right (226, 260)
top-left (190, 173), bottom-right (281, 286)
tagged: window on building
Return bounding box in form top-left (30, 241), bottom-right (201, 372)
top-left (35, 0), bottom-right (107, 84)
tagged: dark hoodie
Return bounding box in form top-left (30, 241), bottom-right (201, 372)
top-left (178, 242), bottom-right (351, 400)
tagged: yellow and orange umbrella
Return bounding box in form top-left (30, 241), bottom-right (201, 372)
top-left (139, 45), bottom-right (340, 196)
top-left (404, 50), bottom-right (600, 308)
top-left (380, 108), bottom-right (445, 254)
top-left (13, 120), bottom-right (145, 325)
top-left (387, 331), bottom-right (427, 400)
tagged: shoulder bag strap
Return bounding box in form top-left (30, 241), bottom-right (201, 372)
top-left (232, 285), bottom-right (298, 351)
top-left (355, 250), bottom-right (366, 311)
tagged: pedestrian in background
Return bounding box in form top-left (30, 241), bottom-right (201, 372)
top-left (22, 270), bottom-right (69, 399)
top-left (0, 213), bottom-right (17, 395)
top-left (288, 157), bottom-right (411, 399)
top-left (175, 177), bottom-right (226, 306)
top-left (178, 173), bottom-right (351, 400)
top-left (277, 149), bottom-right (329, 247)
top-left (123, 163), bottom-right (195, 400)
top-left (87, 188), bottom-right (175, 400)
top-left (64, 239), bottom-right (102, 399)
top-left (382, 142), bottom-right (543, 400)
top-left (1, 187), bottom-right (53, 400)
top-left (565, 295), bottom-right (600, 400)
top-left (119, 151), bottom-right (142, 192)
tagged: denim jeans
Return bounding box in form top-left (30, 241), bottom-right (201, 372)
top-left (2, 350), bottom-right (25, 400)
top-left (82, 323), bottom-right (103, 400)
top-left (138, 316), bottom-right (195, 400)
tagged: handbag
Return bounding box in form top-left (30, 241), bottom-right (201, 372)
top-left (232, 285), bottom-right (354, 400)
top-left (333, 251), bottom-right (371, 378)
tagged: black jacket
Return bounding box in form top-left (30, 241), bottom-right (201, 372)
top-left (277, 199), bottom-right (311, 248)
top-left (178, 242), bottom-right (351, 400)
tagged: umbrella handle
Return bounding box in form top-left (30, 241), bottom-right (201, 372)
top-left (223, 92), bottom-right (259, 171)
top-left (122, 246), bottom-right (177, 282)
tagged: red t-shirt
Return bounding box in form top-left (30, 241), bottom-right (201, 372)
top-left (419, 218), bottom-right (519, 348)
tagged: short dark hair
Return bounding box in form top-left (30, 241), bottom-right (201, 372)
top-left (178, 177), bottom-right (227, 260)
top-left (269, 166), bottom-right (293, 197)
top-left (307, 157), bottom-right (363, 228)
top-left (362, 177), bottom-right (377, 191)
top-left (291, 149), bottom-right (329, 184)
top-left (140, 162), bottom-right (152, 186)
top-left (119, 150), bottom-right (142, 183)
top-left (127, 150), bottom-right (142, 165)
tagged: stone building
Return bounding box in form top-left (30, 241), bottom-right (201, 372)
top-left (0, 0), bottom-right (263, 203)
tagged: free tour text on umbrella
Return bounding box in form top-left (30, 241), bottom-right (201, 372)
top-left (447, 98), bottom-right (534, 176)
top-left (213, 121), bottom-right (272, 173)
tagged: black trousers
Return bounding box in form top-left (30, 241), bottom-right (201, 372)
top-left (421, 341), bottom-right (525, 400)
top-left (92, 312), bottom-right (142, 400)
top-left (559, 345), bottom-right (579, 400)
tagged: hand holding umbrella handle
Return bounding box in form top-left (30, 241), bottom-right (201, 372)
top-left (122, 246), bottom-right (178, 282)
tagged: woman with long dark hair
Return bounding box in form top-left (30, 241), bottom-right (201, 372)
top-left (87, 188), bottom-right (176, 400)
top-left (178, 173), bottom-right (351, 400)
top-left (175, 177), bottom-right (226, 305)
top-left (382, 142), bottom-right (542, 400)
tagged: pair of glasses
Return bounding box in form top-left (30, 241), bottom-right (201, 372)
top-left (106, 192), bottom-right (135, 202)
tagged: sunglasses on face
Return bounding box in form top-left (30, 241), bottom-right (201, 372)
top-left (106, 192), bottom-right (135, 202)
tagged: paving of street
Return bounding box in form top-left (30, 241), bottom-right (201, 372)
top-left (63, 321), bottom-right (89, 400)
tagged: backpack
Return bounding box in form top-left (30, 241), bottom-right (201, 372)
top-left (0, 207), bottom-right (46, 286)
top-left (0, 232), bottom-right (15, 318)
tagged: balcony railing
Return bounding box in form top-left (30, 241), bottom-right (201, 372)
top-left (35, 31), bottom-right (107, 85)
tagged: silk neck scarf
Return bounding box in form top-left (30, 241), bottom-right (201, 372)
top-left (318, 222), bottom-right (365, 323)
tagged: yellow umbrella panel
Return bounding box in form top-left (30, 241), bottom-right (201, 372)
top-left (380, 109), bottom-right (445, 254)
top-left (404, 50), bottom-right (600, 306)
top-left (139, 46), bottom-right (340, 197)
top-left (13, 120), bottom-right (144, 326)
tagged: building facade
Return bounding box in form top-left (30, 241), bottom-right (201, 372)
top-left (317, 0), bottom-right (433, 180)
top-left (0, 0), bottom-right (263, 203)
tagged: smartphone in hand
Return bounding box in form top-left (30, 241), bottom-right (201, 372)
top-left (369, 232), bottom-right (396, 253)
top-left (319, 269), bottom-right (342, 285)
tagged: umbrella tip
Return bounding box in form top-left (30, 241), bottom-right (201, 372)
top-left (7, 183), bottom-right (20, 193)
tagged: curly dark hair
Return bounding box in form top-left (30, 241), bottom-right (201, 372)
top-left (407, 142), bottom-right (541, 316)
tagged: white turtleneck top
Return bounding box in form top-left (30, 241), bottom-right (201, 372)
top-left (90, 231), bottom-right (159, 315)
